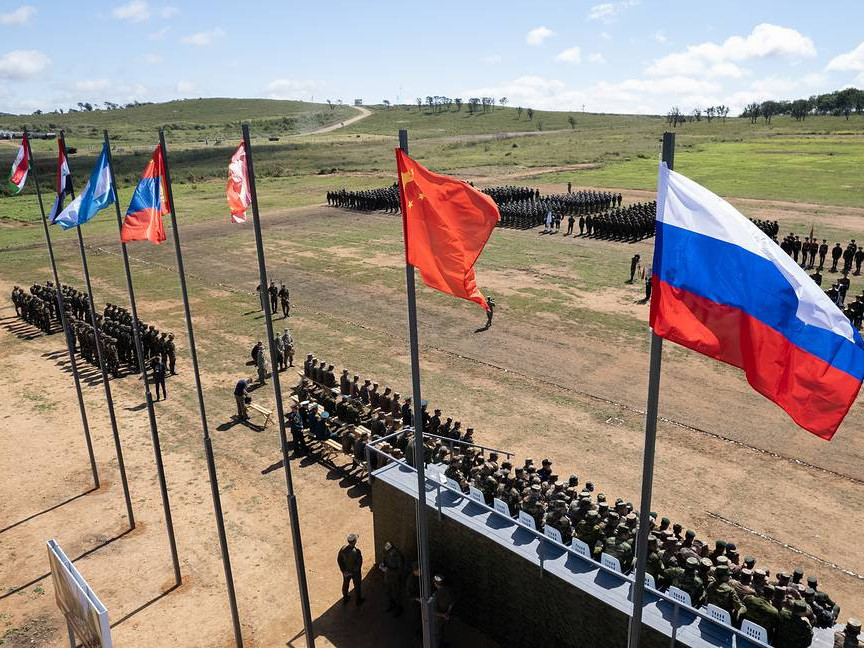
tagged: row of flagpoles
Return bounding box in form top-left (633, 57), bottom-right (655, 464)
top-left (12, 126), bottom-right (319, 648)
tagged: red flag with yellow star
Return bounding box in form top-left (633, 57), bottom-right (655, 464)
top-left (396, 149), bottom-right (499, 311)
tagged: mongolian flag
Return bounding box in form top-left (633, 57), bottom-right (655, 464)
top-left (226, 143), bottom-right (251, 223)
top-left (48, 139), bottom-right (72, 223)
top-left (7, 133), bottom-right (29, 194)
top-left (395, 148), bottom-right (499, 310)
top-left (120, 145), bottom-right (168, 244)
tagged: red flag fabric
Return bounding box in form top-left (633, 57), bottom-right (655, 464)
top-left (120, 145), bottom-right (168, 244)
top-left (226, 143), bottom-right (251, 223)
top-left (395, 149), bottom-right (499, 310)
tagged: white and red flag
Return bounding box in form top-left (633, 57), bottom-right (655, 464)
top-left (226, 143), bottom-right (251, 223)
top-left (7, 133), bottom-right (29, 194)
top-left (48, 139), bottom-right (72, 222)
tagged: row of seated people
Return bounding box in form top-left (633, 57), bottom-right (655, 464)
top-left (296, 355), bottom-right (841, 646)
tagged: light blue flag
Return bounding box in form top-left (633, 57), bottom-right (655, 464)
top-left (54, 143), bottom-right (115, 230)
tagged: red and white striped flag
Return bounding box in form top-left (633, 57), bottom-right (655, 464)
top-left (48, 139), bottom-right (71, 222)
top-left (226, 143), bottom-right (251, 223)
top-left (7, 133), bottom-right (29, 195)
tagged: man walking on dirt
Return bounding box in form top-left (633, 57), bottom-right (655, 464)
top-left (482, 296), bottom-right (495, 330)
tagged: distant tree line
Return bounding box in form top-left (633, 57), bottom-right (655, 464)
top-left (410, 96), bottom-right (510, 114)
top-left (666, 105), bottom-right (730, 127)
top-left (740, 87), bottom-right (864, 123)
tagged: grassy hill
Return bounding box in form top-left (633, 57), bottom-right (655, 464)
top-left (0, 98), bottom-right (863, 247)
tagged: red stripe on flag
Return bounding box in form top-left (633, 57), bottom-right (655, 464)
top-left (650, 277), bottom-right (861, 439)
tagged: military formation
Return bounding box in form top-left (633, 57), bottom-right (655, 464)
top-left (294, 355), bottom-right (842, 647)
top-left (494, 188), bottom-right (622, 230)
top-left (11, 281), bottom-right (177, 380)
top-left (11, 283), bottom-right (58, 332)
top-left (326, 185), bottom-right (400, 213)
top-left (587, 202), bottom-right (657, 241)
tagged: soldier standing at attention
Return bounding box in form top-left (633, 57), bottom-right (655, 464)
top-left (338, 534), bottom-right (364, 606)
top-left (165, 333), bottom-right (176, 375)
top-left (629, 254), bottom-right (641, 283)
top-left (483, 296), bottom-right (495, 330)
top-left (151, 356), bottom-right (167, 401)
top-left (432, 575), bottom-right (455, 647)
top-left (832, 243), bottom-right (843, 272)
top-left (818, 239), bottom-right (829, 269)
top-left (268, 280), bottom-right (278, 314)
top-left (278, 283), bottom-right (290, 318)
top-left (566, 213), bottom-right (575, 235)
top-left (379, 541), bottom-right (405, 616)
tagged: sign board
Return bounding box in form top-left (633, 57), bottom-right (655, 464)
top-left (47, 540), bottom-right (112, 648)
top-left (468, 486), bottom-right (485, 504)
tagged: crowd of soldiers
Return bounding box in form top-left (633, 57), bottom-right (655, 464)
top-left (11, 281), bottom-right (176, 379)
top-left (586, 202), bottom-right (657, 241)
top-left (11, 283), bottom-right (58, 332)
top-left (326, 185), bottom-right (400, 213)
top-left (495, 188), bottom-right (623, 230)
top-left (293, 355), bottom-right (842, 647)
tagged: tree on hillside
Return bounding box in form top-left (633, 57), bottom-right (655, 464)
top-left (705, 106), bottom-right (715, 122)
top-left (416, 97), bottom-right (422, 111)
top-left (716, 105), bottom-right (729, 122)
top-left (666, 107), bottom-right (684, 128)
top-left (499, 97), bottom-right (508, 107)
top-left (760, 100), bottom-right (778, 124)
top-left (742, 102), bottom-right (760, 124)
top-left (517, 106), bottom-right (523, 119)
top-left (526, 107), bottom-right (534, 120)
top-left (837, 87), bottom-right (858, 119)
top-left (468, 97), bottom-right (481, 113)
top-left (692, 108), bottom-right (702, 122)
top-left (455, 98), bottom-right (463, 111)
top-left (382, 99), bottom-right (391, 108)
top-left (791, 99), bottom-right (810, 121)
top-left (568, 114), bottom-right (576, 130)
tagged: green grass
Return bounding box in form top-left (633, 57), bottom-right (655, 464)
top-left (2, 99), bottom-right (864, 252)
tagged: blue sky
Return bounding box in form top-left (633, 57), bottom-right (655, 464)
top-left (1, 0), bottom-right (863, 115)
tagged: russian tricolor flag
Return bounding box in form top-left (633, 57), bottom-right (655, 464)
top-left (650, 163), bottom-right (864, 440)
top-left (121, 145), bottom-right (168, 245)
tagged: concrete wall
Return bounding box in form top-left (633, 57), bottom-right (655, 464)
top-left (371, 477), bottom-right (671, 648)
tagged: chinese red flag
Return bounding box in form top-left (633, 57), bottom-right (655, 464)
top-left (396, 149), bottom-right (499, 310)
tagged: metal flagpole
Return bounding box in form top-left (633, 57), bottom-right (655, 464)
top-left (398, 129), bottom-right (434, 648)
top-left (59, 131), bottom-right (135, 529)
top-left (102, 130), bottom-right (182, 586)
top-left (241, 123), bottom-right (315, 648)
top-left (160, 130), bottom-right (243, 647)
top-left (627, 131), bottom-right (675, 648)
top-left (24, 130), bottom-right (100, 490)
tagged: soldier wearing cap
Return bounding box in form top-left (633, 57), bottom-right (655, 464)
top-left (814, 591), bottom-right (840, 628)
top-left (679, 557), bottom-right (706, 607)
top-left (742, 583), bottom-right (780, 641)
top-left (705, 565), bottom-right (744, 620)
top-left (379, 541), bottom-right (405, 615)
top-left (359, 379), bottom-right (371, 404)
top-left (839, 619), bottom-right (862, 647)
top-left (646, 536), bottom-right (664, 580)
top-left (657, 517), bottom-right (671, 533)
top-left (708, 539), bottom-right (727, 564)
top-left (776, 599), bottom-right (813, 648)
top-left (337, 533), bottom-right (364, 605)
top-left (433, 575), bottom-right (455, 646)
top-left (661, 556), bottom-right (685, 590)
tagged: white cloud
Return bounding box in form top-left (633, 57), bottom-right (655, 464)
top-left (142, 53), bottom-right (162, 64)
top-left (159, 6), bottom-right (178, 18)
top-left (555, 46), bottom-right (581, 64)
top-left (827, 42), bottom-right (864, 72)
top-left (526, 26), bottom-right (555, 46)
top-left (646, 23), bottom-right (816, 78)
top-left (482, 54), bottom-right (502, 64)
top-left (600, 32), bottom-right (611, 40)
top-left (112, 0), bottom-right (150, 22)
top-left (76, 79), bottom-right (111, 92)
top-left (0, 5), bottom-right (36, 25)
top-left (653, 31), bottom-right (667, 44)
top-left (0, 49), bottom-right (49, 79)
top-left (588, 0), bottom-right (639, 22)
top-left (181, 28), bottom-right (223, 46)
top-left (588, 52), bottom-right (606, 64)
top-left (588, 3), bottom-right (615, 21)
top-left (266, 79), bottom-right (325, 100)
top-left (175, 80), bottom-right (195, 94)
top-left (148, 26), bottom-right (170, 40)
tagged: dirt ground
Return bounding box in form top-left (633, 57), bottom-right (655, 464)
top-left (1, 192), bottom-right (864, 646)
